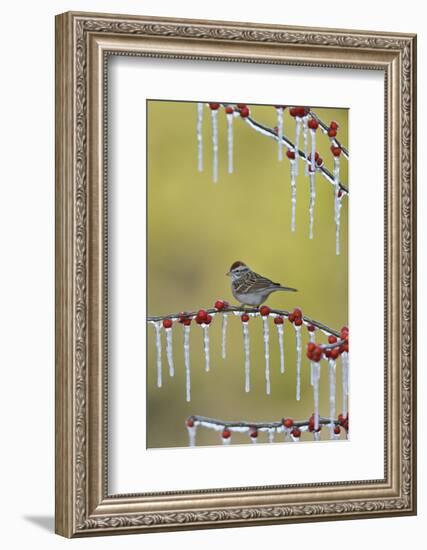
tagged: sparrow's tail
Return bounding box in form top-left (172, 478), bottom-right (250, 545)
top-left (276, 286), bottom-right (298, 292)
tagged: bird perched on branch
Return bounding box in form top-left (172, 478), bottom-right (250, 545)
top-left (226, 261), bottom-right (297, 307)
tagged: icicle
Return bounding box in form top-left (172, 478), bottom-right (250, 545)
top-left (165, 328), bottom-right (174, 377)
top-left (309, 332), bottom-right (316, 386)
top-left (262, 317), bottom-right (271, 395)
top-left (290, 159), bottom-right (297, 232)
top-left (275, 323), bottom-right (285, 374)
top-left (341, 351), bottom-right (349, 417)
top-left (294, 116), bottom-right (302, 175)
top-left (309, 168), bottom-right (316, 239)
top-left (187, 425), bottom-right (196, 447)
top-left (242, 320), bottom-right (251, 392)
top-left (276, 107), bottom-right (284, 161)
top-left (310, 128), bottom-right (316, 172)
top-left (211, 108), bottom-right (219, 183)
top-left (328, 358), bottom-right (337, 438)
top-left (221, 313), bottom-right (228, 360)
top-left (303, 116), bottom-right (309, 174)
top-left (197, 103), bottom-right (204, 172)
top-left (295, 324), bottom-right (302, 400)
top-left (313, 431), bottom-right (321, 441)
top-left (226, 111), bottom-right (234, 174)
top-left (202, 323), bottom-right (210, 372)
top-left (335, 191), bottom-right (343, 256)
top-left (313, 362), bottom-right (321, 430)
top-left (153, 321), bottom-right (162, 388)
top-left (268, 429), bottom-right (275, 443)
top-left (184, 324), bottom-right (191, 402)
top-left (333, 155), bottom-right (342, 255)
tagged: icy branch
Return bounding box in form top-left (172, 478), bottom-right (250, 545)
top-left (188, 415), bottom-right (342, 430)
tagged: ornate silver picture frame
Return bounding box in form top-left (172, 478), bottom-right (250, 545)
top-left (55, 11), bottom-right (416, 537)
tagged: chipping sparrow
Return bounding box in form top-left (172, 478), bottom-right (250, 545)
top-left (226, 261), bottom-right (297, 307)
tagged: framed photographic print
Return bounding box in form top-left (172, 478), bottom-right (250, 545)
top-left (55, 11), bottom-right (417, 537)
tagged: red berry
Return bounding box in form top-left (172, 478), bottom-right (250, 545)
top-left (313, 346), bottom-right (323, 362)
top-left (241, 313), bottom-right (250, 323)
top-left (209, 102), bottom-right (220, 110)
top-left (222, 428), bottom-right (231, 439)
top-left (338, 190), bottom-right (343, 198)
top-left (289, 107), bottom-right (298, 117)
top-left (197, 309), bottom-right (208, 321)
top-left (330, 121), bottom-right (339, 130)
top-left (330, 347), bottom-right (340, 360)
top-left (237, 103), bottom-right (246, 109)
top-left (260, 305), bottom-right (271, 316)
top-left (306, 350), bottom-right (314, 360)
top-left (215, 300), bottom-right (225, 310)
top-left (239, 107), bottom-right (250, 118)
top-left (331, 146), bottom-right (341, 157)
top-left (328, 335), bottom-right (337, 344)
top-left (288, 313), bottom-right (295, 323)
top-left (186, 417), bottom-right (195, 428)
top-left (334, 425), bottom-right (341, 435)
top-left (292, 427), bottom-right (301, 438)
top-left (340, 326), bottom-right (349, 339)
top-left (286, 150), bottom-right (295, 160)
top-left (204, 314), bottom-right (213, 325)
top-left (225, 106), bottom-right (234, 114)
top-left (325, 349), bottom-right (331, 359)
top-left (328, 128), bottom-right (337, 138)
top-left (163, 319), bottom-right (173, 329)
top-left (307, 342), bottom-right (316, 353)
top-left (274, 316), bottom-right (284, 325)
top-left (283, 418), bottom-right (293, 428)
top-left (293, 308), bottom-right (302, 318)
top-left (316, 157), bottom-right (323, 166)
top-left (294, 318), bottom-right (303, 327)
top-left (250, 428), bottom-right (258, 438)
top-left (183, 318), bottom-right (192, 326)
top-left (308, 118), bottom-right (319, 130)
top-left (307, 324), bottom-right (316, 332)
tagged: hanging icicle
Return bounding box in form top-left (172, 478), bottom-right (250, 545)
top-left (183, 321), bottom-right (191, 402)
top-left (186, 417), bottom-right (197, 447)
top-left (268, 429), bottom-right (275, 443)
top-left (308, 166), bottom-right (316, 240)
top-left (209, 103), bottom-right (220, 183)
top-left (260, 307), bottom-right (271, 395)
top-left (196, 102), bottom-right (204, 172)
top-left (225, 106), bottom-right (234, 174)
top-left (241, 314), bottom-right (251, 392)
top-left (274, 316), bottom-right (285, 374)
top-left (294, 116), bottom-right (302, 176)
top-left (341, 351), bottom-right (349, 417)
top-left (294, 323), bottom-right (303, 401)
top-left (276, 106), bottom-right (284, 161)
top-left (286, 150), bottom-right (297, 232)
top-left (195, 310), bottom-right (212, 372)
top-left (162, 319), bottom-right (174, 377)
top-left (307, 326), bottom-right (316, 386)
top-left (221, 313), bottom-right (229, 360)
top-left (331, 146), bottom-right (342, 255)
top-left (328, 358), bottom-right (337, 438)
top-left (152, 321), bottom-right (162, 388)
top-left (303, 115), bottom-right (309, 175)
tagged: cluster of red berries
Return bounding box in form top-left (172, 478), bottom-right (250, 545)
top-left (307, 414), bottom-right (322, 433)
top-left (177, 312), bottom-right (192, 326)
top-left (289, 106), bottom-right (310, 118)
top-left (236, 103), bottom-right (250, 118)
top-left (306, 326), bottom-right (349, 362)
top-left (288, 307), bottom-right (303, 326)
top-left (307, 151), bottom-right (324, 171)
top-left (209, 102), bottom-right (250, 118)
top-left (195, 309), bottom-right (213, 325)
top-left (327, 120), bottom-right (339, 138)
top-left (338, 412), bottom-right (349, 432)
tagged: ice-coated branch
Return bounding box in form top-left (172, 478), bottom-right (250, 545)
top-left (147, 304), bottom-right (341, 338)
top-left (308, 110), bottom-right (349, 159)
top-left (243, 115), bottom-right (349, 194)
top-left (187, 414), bottom-right (342, 429)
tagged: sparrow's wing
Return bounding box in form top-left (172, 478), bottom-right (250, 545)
top-left (238, 271), bottom-right (280, 293)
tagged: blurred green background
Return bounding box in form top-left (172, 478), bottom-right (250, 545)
top-left (147, 101), bottom-right (348, 448)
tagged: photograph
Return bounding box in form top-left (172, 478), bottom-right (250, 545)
top-left (146, 100), bottom-right (349, 449)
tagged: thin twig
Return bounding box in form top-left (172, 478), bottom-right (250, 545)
top-left (308, 110), bottom-right (349, 158)
top-left (147, 305), bottom-right (341, 338)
